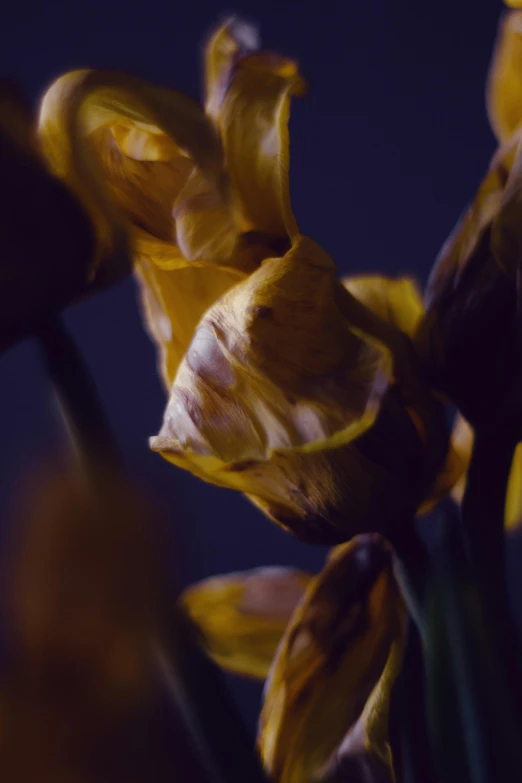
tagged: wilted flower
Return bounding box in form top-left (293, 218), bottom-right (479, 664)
top-left (416, 9), bottom-right (522, 426)
top-left (182, 535), bottom-right (406, 783)
top-left (40, 20), bottom-right (460, 543)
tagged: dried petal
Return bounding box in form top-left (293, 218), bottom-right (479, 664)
top-left (487, 10), bottom-right (522, 143)
top-left (38, 69), bottom-right (227, 274)
top-left (215, 47), bottom-right (306, 239)
top-left (258, 536), bottom-right (406, 783)
top-left (134, 230), bottom-right (246, 388)
top-left (181, 567), bottom-right (311, 678)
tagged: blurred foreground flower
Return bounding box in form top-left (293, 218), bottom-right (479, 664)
top-left (416, 8), bottom-right (522, 427)
top-left (182, 535), bottom-right (406, 783)
top-left (0, 457), bottom-right (168, 780)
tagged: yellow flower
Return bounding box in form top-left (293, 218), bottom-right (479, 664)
top-left (182, 535), bottom-right (406, 783)
top-left (38, 19), bottom-right (304, 387)
top-left (181, 566), bottom-right (311, 678)
top-left (39, 21), bottom-right (460, 541)
top-left (152, 235), bottom-right (452, 542)
top-left (416, 10), bottom-right (522, 426)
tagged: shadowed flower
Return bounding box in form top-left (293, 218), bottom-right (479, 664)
top-left (182, 535), bottom-right (405, 783)
top-left (0, 83), bottom-right (97, 353)
top-left (416, 9), bottom-right (522, 426)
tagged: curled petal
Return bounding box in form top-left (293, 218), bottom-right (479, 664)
top-left (134, 230), bottom-right (246, 388)
top-left (487, 11), bottom-right (522, 143)
top-left (181, 567), bottom-right (311, 679)
top-left (152, 236), bottom-right (449, 541)
top-left (38, 69), bottom-right (227, 273)
top-left (216, 48), bottom-right (306, 239)
top-left (205, 18), bottom-right (259, 120)
top-left (258, 536), bottom-right (406, 783)
top-left (90, 124), bottom-right (194, 241)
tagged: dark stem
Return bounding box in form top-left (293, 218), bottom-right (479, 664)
top-left (387, 519), bottom-right (430, 641)
top-left (37, 315), bottom-right (267, 782)
top-left (461, 427), bottom-right (522, 706)
top-left (388, 619), bottom-right (437, 783)
top-left (38, 315), bottom-right (121, 468)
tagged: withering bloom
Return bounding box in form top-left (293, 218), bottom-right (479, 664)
top-left (37, 19), bottom-right (465, 544)
top-left (416, 9), bottom-right (522, 427)
top-left (182, 535), bottom-right (405, 783)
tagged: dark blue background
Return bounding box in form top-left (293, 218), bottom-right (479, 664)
top-left (0, 0), bottom-right (504, 734)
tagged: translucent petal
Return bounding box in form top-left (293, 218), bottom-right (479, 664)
top-left (181, 567), bottom-right (311, 679)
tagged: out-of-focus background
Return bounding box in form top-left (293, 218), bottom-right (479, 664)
top-left (0, 0), bottom-right (505, 734)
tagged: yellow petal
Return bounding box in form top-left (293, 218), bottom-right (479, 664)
top-left (418, 412), bottom-right (472, 515)
top-left (205, 18), bottom-right (259, 121)
top-left (448, 416), bottom-right (522, 531)
top-left (258, 536), bottom-right (406, 783)
top-left (506, 444), bottom-right (522, 530)
top-left (151, 236), bottom-right (399, 541)
top-left (38, 69), bottom-right (226, 272)
top-left (134, 229), bottom-right (246, 389)
top-left (90, 124), bottom-right (194, 241)
top-left (151, 235), bottom-right (451, 542)
top-left (487, 11), bottom-right (522, 142)
top-left (181, 567), bottom-right (311, 679)
top-left (342, 276), bottom-right (424, 340)
top-left (173, 167), bottom-right (240, 262)
top-left (216, 48), bottom-right (306, 239)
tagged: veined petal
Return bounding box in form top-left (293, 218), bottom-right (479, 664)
top-left (216, 49), bottom-right (306, 240)
top-left (258, 536), bottom-right (406, 783)
top-left (181, 567), bottom-right (311, 679)
top-left (487, 10), bottom-right (522, 143)
top-left (134, 229), bottom-right (246, 389)
top-left (151, 235), bottom-right (450, 542)
top-left (38, 69), bottom-right (227, 272)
